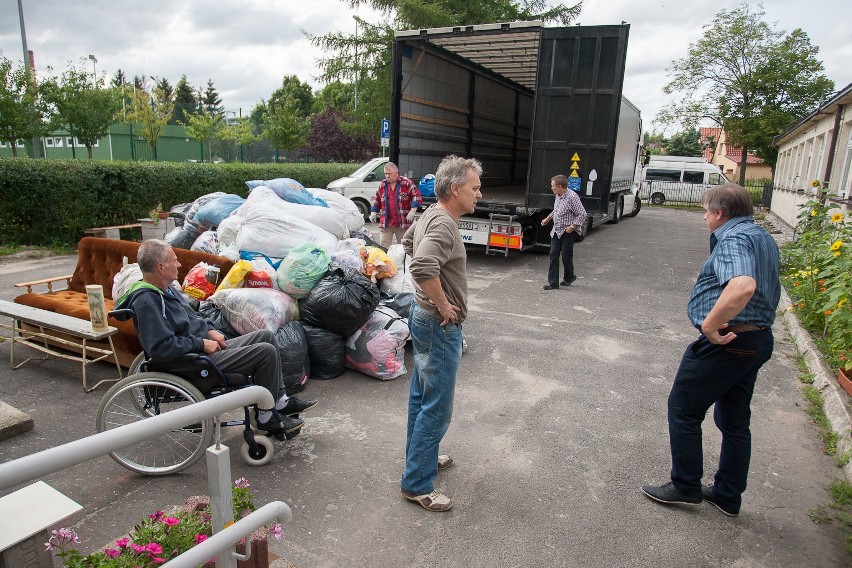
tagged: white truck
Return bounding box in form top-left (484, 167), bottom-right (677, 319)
top-left (385, 21), bottom-right (643, 253)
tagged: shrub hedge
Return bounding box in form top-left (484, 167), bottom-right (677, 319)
top-left (0, 159), bottom-right (355, 246)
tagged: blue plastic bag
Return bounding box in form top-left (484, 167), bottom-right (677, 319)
top-left (194, 194), bottom-right (245, 227)
top-left (419, 174), bottom-right (435, 197)
top-left (246, 178), bottom-right (328, 207)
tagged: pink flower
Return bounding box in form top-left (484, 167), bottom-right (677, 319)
top-left (44, 542), bottom-right (54, 552)
top-left (150, 557), bottom-right (166, 564)
top-left (130, 543), bottom-right (147, 554)
top-left (161, 517), bottom-right (180, 527)
top-left (104, 548), bottom-right (121, 558)
top-left (269, 523), bottom-right (283, 541)
top-left (145, 542), bottom-right (164, 555)
top-left (234, 478), bottom-right (250, 488)
top-left (149, 510), bottom-right (164, 521)
top-left (194, 534), bottom-right (208, 545)
top-left (115, 537), bottom-right (130, 549)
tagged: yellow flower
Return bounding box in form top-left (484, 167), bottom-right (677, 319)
top-left (831, 213), bottom-right (844, 222)
top-left (787, 306), bottom-right (794, 311)
top-left (839, 298), bottom-right (848, 308)
top-left (811, 179), bottom-right (821, 188)
top-left (811, 209), bottom-right (818, 216)
top-left (835, 251), bottom-right (842, 257)
top-left (831, 240), bottom-right (843, 251)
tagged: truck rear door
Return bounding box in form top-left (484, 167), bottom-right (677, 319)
top-left (527, 25), bottom-right (630, 214)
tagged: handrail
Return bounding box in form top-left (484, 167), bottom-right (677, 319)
top-left (0, 385), bottom-right (274, 491)
top-left (161, 501), bottom-right (292, 568)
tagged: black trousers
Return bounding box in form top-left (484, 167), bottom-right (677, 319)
top-left (547, 231), bottom-right (576, 286)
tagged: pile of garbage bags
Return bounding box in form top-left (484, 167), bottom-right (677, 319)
top-left (131, 176), bottom-right (418, 387)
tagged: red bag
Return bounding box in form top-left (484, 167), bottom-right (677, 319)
top-left (182, 263), bottom-right (217, 300)
top-left (245, 269), bottom-right (274, 288)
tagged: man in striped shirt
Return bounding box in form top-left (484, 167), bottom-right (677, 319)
top-left (642, 184), bottom-right (780, 517)
top-left (541, 174), bottom-right (587, 290)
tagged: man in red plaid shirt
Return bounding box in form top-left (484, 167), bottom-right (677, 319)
top-left (370, 162), bottom-right (423, 248)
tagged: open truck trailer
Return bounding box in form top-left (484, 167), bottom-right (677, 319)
top-left (390, 21), bottom-right (643, 253)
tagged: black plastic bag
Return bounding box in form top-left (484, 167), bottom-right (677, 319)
top-left (302, 323), bottom-right (345, 380)
top-left (274, 321), bottom-right (310, 395)
top-left (298, 263), bottom-right (380, 337)
top-left (197, 301), bottom-right (239, 340)
top-left (164, 225), bottom-right (202, 250)
top-left (379, 291), bottom-right (415, 319)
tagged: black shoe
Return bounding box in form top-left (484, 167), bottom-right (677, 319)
top-left (280, 396), bottom-right (318, 417)
top-left (641, 481), bottom-right (701, 505)
top-left (560, 275), bottom-right (577, 286)
top-left (543, 284), bottom-right (559, 290)
top-left (701, 485), bottom-right (739, 517)
top-left (257, 410), bottom-right (304, 434)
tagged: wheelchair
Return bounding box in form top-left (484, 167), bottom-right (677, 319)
top-left (95, 309), bottom-right (292, 476)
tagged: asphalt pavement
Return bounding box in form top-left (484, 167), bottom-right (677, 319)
top-left (0, 208), bottom-right (848, 567)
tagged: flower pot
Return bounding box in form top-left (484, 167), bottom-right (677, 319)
top-left (838, 367), bottom-right (852, 398)
top-left (158, 211), bottom-right (170, 219)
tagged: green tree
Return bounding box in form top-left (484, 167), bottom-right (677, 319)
top-left (182, 107), bottom-right (223, 162)
top-left (124, 85), bottom-right (174, 161)
top-left (657, 3), bottom-right (834, 183)
top-left (665, 128), bottom-right (703, 157)
top-left (0, 54), bottom-right (48, 157)
top-left (203, 79), bottom-right (223, 116)
top-left (268, 75), bottom-right (315, 121)
top-left (219, 117), bottom-right (257, 162)
top-left (643, 131), bottom-right (668, 156)
top-left (262, 99), bottom-right (308, 162)
top-left (172, 75), bottom-right (198, 125)
top-left (154, 76), bottom-right (173, 100)
top-left (41, 65), bottom-right (122, 159)
top-left (313, 81), bottom-right (356, 113)
top-left (112, 69), bottom-right (128, 88)
top-left (310, 1), bottom-right (580, 135)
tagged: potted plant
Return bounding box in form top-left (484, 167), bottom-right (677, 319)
top-left (148, 202), bottom-right (169, 226)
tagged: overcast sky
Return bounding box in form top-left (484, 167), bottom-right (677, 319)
top-left (1, 0), bottom-right (849, 134)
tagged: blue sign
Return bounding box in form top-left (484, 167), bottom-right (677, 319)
top-left (381, 118), bottom-right (390, 139)
top-left (568, 176), bottom-right (582, 192)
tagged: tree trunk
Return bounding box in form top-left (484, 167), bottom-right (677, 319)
top-left (738, 147), bottom-right (748, 185)
top-left (11, 145), bottom-right (17, 158)
top-left (87, 145), bottom-right (93, 159)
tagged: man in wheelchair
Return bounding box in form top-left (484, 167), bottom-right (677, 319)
top-left (116, 239), bottom-right (317, 437)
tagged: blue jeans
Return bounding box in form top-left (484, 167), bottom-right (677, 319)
top-left (401, 303), bottom-right (463, 495)
top-left (548, 231), bottom-right (576, 286)
top-left (668, 330), bottom-right (773, 510)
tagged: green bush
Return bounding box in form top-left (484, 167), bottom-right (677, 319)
top-left (0, 159), bottom-right (355, 246)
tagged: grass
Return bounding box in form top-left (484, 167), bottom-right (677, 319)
top-left (0, 243), bottom-right (75, 258)
top-left (796, 355), bottom-right (852, 554)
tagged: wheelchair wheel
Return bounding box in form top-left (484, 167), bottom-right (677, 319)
top-left (128, 352), bottom-right (145, 374)
top-left (241, 435), bottom-right (274, 467)
top-left (96, 373), bottom-right (213, 476)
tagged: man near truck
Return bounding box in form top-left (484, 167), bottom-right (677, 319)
top-left (641, 184), bottom-right (780, 517)
top-left (369, 162), bottom-right (422, 248)
top-left (400, 155), bottom-right (482, 512)
top-left (541, 175), bottom-right (587, 290)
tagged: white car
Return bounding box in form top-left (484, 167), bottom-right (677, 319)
top-left (326, 157), bottom-right (389, 221)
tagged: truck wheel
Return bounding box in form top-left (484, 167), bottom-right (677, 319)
top-left (628, 194), bottom-right (641, 217)
top-left (651, 192), bottom-right (665, 205)
top-left (352, 198), bottom-right (371, 222)
top-left (608, 195), bottom-right (624, 224)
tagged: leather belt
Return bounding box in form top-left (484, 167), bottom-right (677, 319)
top-left (722, 323), bottom-right (763, 334)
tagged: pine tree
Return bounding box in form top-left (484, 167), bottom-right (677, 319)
top-left (203, 79), bottom-right (223, 116)
top-left (172, 75), bottom-right (197, 125)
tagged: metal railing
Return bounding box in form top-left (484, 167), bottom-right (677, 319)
top-left (640, 180), bottom-right (770, 208)
top-left (0, 385), bottom-right (292, 568)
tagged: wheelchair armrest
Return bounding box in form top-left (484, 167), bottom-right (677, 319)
top-left (109, 308), bottom-right (136, 322)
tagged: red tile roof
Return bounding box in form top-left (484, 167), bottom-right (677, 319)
top-left (700, 127), bottom-right (722, 161)
top-left (724, 147), bottom-right (764, 164)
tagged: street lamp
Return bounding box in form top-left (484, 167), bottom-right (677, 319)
top-left (88, 54), bottom-right (97, 85)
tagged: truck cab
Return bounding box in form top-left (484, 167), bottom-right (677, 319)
top-left (326, 157), bottom-right (389, 220)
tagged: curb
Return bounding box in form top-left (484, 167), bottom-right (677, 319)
top-left (0, 399), bottom-right (34, 441)
top-left (780, 288), bottom-right (852, 481)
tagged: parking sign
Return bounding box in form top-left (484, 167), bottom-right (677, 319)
top-left (381, 118), bottom-right (390, 140)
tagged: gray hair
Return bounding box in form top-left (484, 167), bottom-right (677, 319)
top-left (434, 155), bottom-right (483, 201)
top-left (137, 239), bottom-right (171, 273)
top-left (702, 183), bottom-right (754, 218)
top-left (384, 162), bottom-right (399, 173)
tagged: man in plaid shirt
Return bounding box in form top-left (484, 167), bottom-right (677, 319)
top-left (370, 162), bottom-right (423, 248)
top-left (540, 174), bottom-right (587, 290)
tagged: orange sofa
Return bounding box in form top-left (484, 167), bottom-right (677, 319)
top-left (14, 237), bottom-right (234, 367)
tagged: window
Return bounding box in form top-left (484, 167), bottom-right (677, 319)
top-left (0, 141), bottom-right (7, 148)
top-left (45, 136), bottom-right (63, 148)
top-left (683, 170), bottom-right (704, 184)
top-left (708, 173), bottom-right (724, 185)
top-left (645, 168), bottom-right (681, 182)
top-left (67, 137), bottom-right (98, 148)
top-left (15, 140), bottom-right (25, 148)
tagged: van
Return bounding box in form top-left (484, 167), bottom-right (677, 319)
top-left (640, 156), bottom-right (729, 205)
top-left (326, 157), bottom-right (389, 220)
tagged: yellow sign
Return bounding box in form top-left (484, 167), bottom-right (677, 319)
top-left (571, 152), bottom-right (581, 162)
top-left (570, 161), bottom-right (579, 170)
top-left (569, 171), bottom-right (580, 177)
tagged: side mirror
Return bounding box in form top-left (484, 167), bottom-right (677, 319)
top-left (364, 173), bottom-right (376, 182)
top-left (642, 150), bottom-right (651, 166)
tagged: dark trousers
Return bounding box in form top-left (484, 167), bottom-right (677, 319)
top-left (547, 231), bottom-right (576, 286)
top-left (209, 329), bottom-right (284, 409)
top-left (667, 330), bottom-right (774, 510)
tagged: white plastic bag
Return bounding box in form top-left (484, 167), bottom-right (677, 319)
top-left (306, 187), bottom-right (365, 233)
top-left (191, 230), bottom-right (219, 254)
top-left (216, 214), bottom-right (243, 246)
top-left (112, 262), bottom-right (143, 301)
top-left (244, 186), bottom-right (350, 240)
top-left (380, 244), bottom-right (415, 295)
top-left (344, 306), bottom-right (410, 380)
top-left (208, 288), bottom-right (299, 335)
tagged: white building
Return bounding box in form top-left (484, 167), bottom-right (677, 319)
top-left (772, 82), bottom-right (852, 227)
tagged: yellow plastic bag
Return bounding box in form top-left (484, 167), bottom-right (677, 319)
top-left (363, 246), bottom-right (397, 282)
top-left (215, 259), bottom-right (253, 292)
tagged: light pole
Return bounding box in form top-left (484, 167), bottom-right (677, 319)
top-left (88, 54), bottom-right (97, 86)
top-left (17, 0), bottom-right (41, 158)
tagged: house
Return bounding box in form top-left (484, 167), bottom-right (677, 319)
top-left (699, 126), bottom-right (772, 181)
top-left (772, 81), bottom-right (852, 226)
